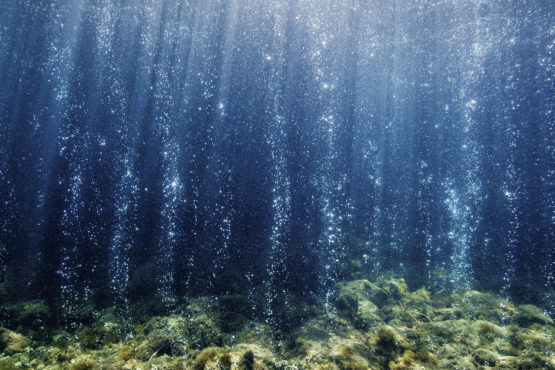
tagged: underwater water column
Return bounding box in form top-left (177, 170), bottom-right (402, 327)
top-left (500, 142), bottom-right (520, 304)
top-left (443, 1), bottom-right (493, 291)
top-left (173, 0), bottom-right (267, 310)
top-left (346, 2), bottom-right (400, 278)
top-left (308, 1), bottom-right (340, 306)
top-left (0, 1), bottom-right (87, 302)
top-left (104, 8), bottom-right (139, 314)
top-left (0, 2), bottom-right (33, 291)
top-left (142, 0), bottom-right (195, 308)
top-left (0, 0), bottom-right (553, 323)
top-left (105, 1), bottom-right (180, 311)
top-left (46, 1), bottom-right (98, 322)
top-left (203, 0), bottom-right (239, 293)
top-left (0, 0), bottom-right (14, 290)
top-left (180, 0), bottom-right (236, 295)
top-left (365, 0), bottom-right (416, 276)
top-left (263, 0), bottom-right (293, 327)
top-left (302, 0), bottom-right (356, 306)
top-left (495, 3), bottom-right (555, 307)
top-left (350, 0), bottom-right (427, 279)
top-left (109, 163), bottom-right (139, 314)
top-left (539, 26), bottom-right (555, 312)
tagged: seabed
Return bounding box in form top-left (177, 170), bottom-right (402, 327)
top-left (1, 274), bottom-right (553, 369)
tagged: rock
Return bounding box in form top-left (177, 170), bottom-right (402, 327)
top-left (371, 326), bottom-right (406, 367)
top-left (294, 313), bottom-right (352, 341)
top-left (0, 274), bottom-right (553, 369)
top-left (515, 304), bottom-right (554, 327)
top-left (217, 294), bottom-right (249, 332)
top-left (353, 300), bottom-right (380, 330)
top-left (241, 349), bottom-right (254, 370)
top-left (334, 292), bottom-right (358, 318)
top-left (333, 280), bottom-right (382, 329)
top-left (1, 328), bottom-right (31, 353)
top-left (190, 347), bottom-right (224, 370)
top-left (231, 343), bottom-right (283, 369)
top-left (473, 348), bottom-right (500, 366)
top-left (17, 301), bottom-right (50, 328)
top-left (134, 316), bottom-right (190, 360)
top-left (509, 326), bottom-right (555, 353)
top-left (474, 320), bottom-right (506, 343)
top-left (458, 291), bottom-right (516, 324)
top-left (133, 299), bottom-right (223, 361)
top-left (373, 326), bottom-right (401, 352)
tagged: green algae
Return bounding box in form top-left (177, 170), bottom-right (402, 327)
top-left (0, 329), bottom-right (30, 354)
top-left (0, 274), bottom-right (553, 369)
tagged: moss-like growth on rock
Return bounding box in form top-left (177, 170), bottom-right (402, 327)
top-left (473, 348), bottom-right (500, 366)
top-left (119, 344), bottom-right (135, 361)
top-left (191, 346), bottom-right (221, 369)
top-left (0, 358), bottom-right (18, 370)
top-left (515, 304), bottom-right (554, 327)
top-left (68, 359), bottom-right (97, 370)
top-left (0, 273), bottom-right (552, 369)
top-left (219, 351), bottom-right (233, 369)
top-left (374, 326), bottom-right (398, 350)
top-left (0, 328), bottom-right (31, 353)
top-left (218, 294), bottom-right (249, 332)
top-left (241, 349), bottom-right (255, 370)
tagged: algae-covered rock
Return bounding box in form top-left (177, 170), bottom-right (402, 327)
top-left (508, 325), bottom-right (555, 353)
top-left (17, 301), bottom-right (50, 328)
top-left (473, 348), bottom-right (500, 366)
top-left (474, 320), bottom-right (506, 345)
top-left (190, 346), bottom-right (224, 369)
top-left (353, 300), bottom-right (381, 330)
top-left (76, 322), bottom-right (122, 349)
top-left (290, 311), bottom-right (373, 369)
top-left (0, 300), bottom-right (53, 341)
top-left (241, 349), bottom-right (254, 369)
top-left (133, 315), bottom-right (190, 360)
top-left (232, 321), bottom-right (275, 350)
top-left (0, 358), bottom-right (18, 370)
top-left (382, 278), bottom-right (410, 302)
top-left (334, 279), bottom-right (384, 305)
top-left (409, 287), bottom-right (430, 303)
top-left (0, 328), bottom-right (31, 353)
top-left (457, 290), bottom-right (517, 324)
top-left (388, 349), bottom-right (432, 370)
top-left (156, 355), bottom-right (187, 369)
top-left (294, 313), bottom-right (352, 342)
top-left (230, 343), bottom-right (285, 369)
top-left (217, 294), bottom-right (249, 332)
top-left (333, 280), bottom-right (383, 329)
top-left (373, 326), bottom-right (401, 351)
top-left (68, 358), bottom-right (97, 370)
top-left (429, 307), bottom-right (463, 321)
top-left (132, 298), bottom-right (223, 361)
top-left (371, 326), bottom-right (404, 367)
top-left (515, 304), bottom-right (554, 327)
top-left (183, 297), bottom-right (224, 349)
top-left (0, 274), bottom-right (553, 369)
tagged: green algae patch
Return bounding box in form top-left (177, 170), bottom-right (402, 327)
top-left (0, 329), bottom-right (31, 354)
top-left (1, 275), bottom-right (553, 369)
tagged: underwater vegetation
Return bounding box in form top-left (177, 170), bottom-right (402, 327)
top-left (0, 0), bottom-right (553, 369)
top-left (1, 275), bottom-right (553, 369)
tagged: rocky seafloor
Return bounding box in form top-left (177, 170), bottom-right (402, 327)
top-left (1, 275), bottom-right (553, 369)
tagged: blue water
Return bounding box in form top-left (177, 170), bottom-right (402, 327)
top-left (0, 0), bottom-right (553, 325)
